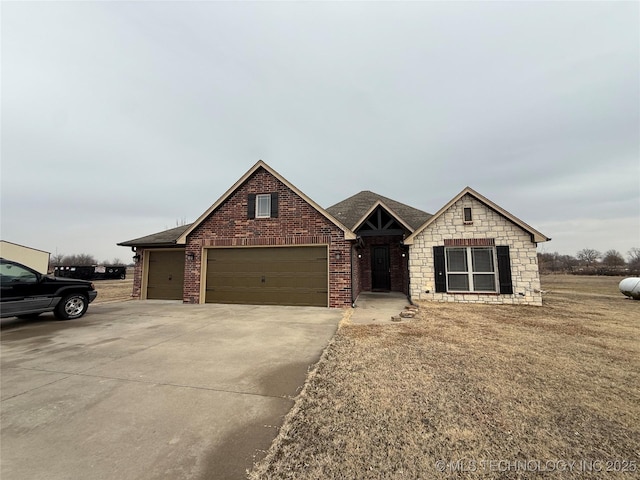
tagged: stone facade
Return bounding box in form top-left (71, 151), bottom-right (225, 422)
top-left (408, 194), bottom-right (543, 306)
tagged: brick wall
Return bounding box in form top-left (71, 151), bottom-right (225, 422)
top-left (131, 253), bottom-right (143, 298)
top-left (185, 168), bottom-right (352, 307)
top-left (357, 235), bottom-right (408, 294)
top-left (409, 194), bottom-right (543, 305)
top-left (351, 244), bottom-right (362, 302)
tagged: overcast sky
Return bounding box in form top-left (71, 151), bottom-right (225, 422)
top-left (2, 1), bottom-right (638, 264)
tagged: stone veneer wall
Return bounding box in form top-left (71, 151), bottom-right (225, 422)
top-left (409, 194), bottom-right (543, 305)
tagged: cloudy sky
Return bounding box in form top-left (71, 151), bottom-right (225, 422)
top-left (2, 1), bottom-right (638, 264)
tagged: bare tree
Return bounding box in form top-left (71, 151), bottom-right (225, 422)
top-left (100, 258), bottom-right (124, 266)
top-left (628, 248), bottom-right (640, 272)
top-left (62, 254), bottom-right (97, 266)
top-left (50, 252), bottom-right (65, 266)
top-left (601, 250), bottom-right (626, 267)
top-left (576, 248), bottom-right (601, 267)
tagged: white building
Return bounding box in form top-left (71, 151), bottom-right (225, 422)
top-left (0, 241), bottom-right (51, 274)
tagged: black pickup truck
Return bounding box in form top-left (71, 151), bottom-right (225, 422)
top-left (0, 258), bottom-right (98, 320)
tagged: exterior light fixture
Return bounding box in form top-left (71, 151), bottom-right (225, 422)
top-left (335, 252), bottom-right (342, 260)
top-left (132, 254), bottom-right (141, 263)
top-left (186, 252), bottom-right (195, 261)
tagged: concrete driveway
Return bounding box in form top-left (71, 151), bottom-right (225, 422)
top-left (1, 301), bottom-right (342, 480)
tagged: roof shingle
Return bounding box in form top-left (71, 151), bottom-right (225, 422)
top-left (117, 224), bottom-right (193, 247)
top-left (326, 191), bottom-right (432, 232)
top-left (118, 191), bottom-right (433, 247)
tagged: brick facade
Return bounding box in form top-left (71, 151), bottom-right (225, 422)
top-left (132, 257), bottom-right (143, 298)
top-left (184, 168), bottom-right (352, 308)
top-left (408, 194), bottom-right (543, 305)
top-left (356, 235), bottom-right (409, 294)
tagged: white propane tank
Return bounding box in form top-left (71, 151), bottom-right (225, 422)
top-left (619, 277), bottom-right (640, 300)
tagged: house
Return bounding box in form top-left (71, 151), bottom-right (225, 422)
top-left (404, 187), bottom-right (550, 306)
top-left (119, 161), bottom-right (550, 307)
top-left (0, 241), bottom-right (50, 274)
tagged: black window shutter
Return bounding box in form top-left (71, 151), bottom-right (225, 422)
top-left (433, 246), bottom-right (446, 293)
top-left (270, 192), bottom-right (278, 218)
top-left (496, 246), bottom-right (513, 294)
top-left (247, 194), bottom-right (256, 219)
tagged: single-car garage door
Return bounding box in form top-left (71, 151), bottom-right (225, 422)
top-left (205, 246), bottom-right (328, 307)
top-left (146, 250), bottom-right (185, 300)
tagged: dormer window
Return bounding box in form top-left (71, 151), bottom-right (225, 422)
top-left (463, 207), bottom-right (473, 224)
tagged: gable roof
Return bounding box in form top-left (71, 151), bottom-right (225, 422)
top-left (326, 190), bottom-right (432, 232)
top-left (404, 186), bottom-right (551, 245)
top-left (118, 224), bottom-right (193, 248)
top-left (176, 160), bottom-right (355, 243)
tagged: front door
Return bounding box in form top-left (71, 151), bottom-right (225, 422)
top-left (371, 246), bottom-right (390, 291)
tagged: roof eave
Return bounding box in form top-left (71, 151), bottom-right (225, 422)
top-left (176, 160), bottom-right (356, 243)
top-left (117, 241), bottom-right (180, 248)
top-left (352, 200), bottom-right (415, 233)
top-left (404, 187), bottom-right (551, 245)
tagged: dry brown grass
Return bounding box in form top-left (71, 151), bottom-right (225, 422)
top-left (250, 275), bottom-right (640, 479)
top-left (92, 275), bottom-right (134, 303)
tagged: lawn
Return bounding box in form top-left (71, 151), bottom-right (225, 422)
top-left (249, 275), bottom-right (639, 479)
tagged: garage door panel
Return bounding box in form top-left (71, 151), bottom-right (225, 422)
top-left (206, 287), bottom-right (328, 306)
top-left (205, 247), bottom-right (328, 307)
top-left (266, 272), bottom-right (326, 288)
top-left (207, 273), bottom-right (261, 288)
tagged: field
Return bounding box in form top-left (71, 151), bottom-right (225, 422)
top-left (92, 273), bottom-right (134, 303)
top-left (249, 275), bottom-right (639, 479)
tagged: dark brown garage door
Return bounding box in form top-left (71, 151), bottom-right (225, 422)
top-left (205, 247), bottom-right (328, 307)
top-left (147, 250), bottom-right (185, 300)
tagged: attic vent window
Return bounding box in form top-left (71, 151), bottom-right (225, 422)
top-left (463, 207), bottom-right (473, 224)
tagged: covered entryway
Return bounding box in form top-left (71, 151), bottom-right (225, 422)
top-left (205, 246), bottom-right (328, 307)
top-left (146, 249), bottom-right (185, 300)
top-left (371, 246), bottom-right (391, 290)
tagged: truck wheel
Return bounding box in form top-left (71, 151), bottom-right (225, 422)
top-left (54, 293), bottom-right (89, 320)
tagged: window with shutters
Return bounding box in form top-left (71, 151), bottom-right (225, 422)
top-left (445, 247), bottom-right (496, 292)
top-left (249, 193), bottom-right (278, 219)
top-left (256, 194), bottom-right (271, 218)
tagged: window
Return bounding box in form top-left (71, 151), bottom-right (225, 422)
top-left (248, 193), bottom-right (278, 219)
top-left (0, 261), bottom-right (38, 284)
top-left (256, 194), bottom-right (271, 218)
top-left (445, 247), bottom-right (496, 292)
top-left (463, 207), bottom-right (473, 223)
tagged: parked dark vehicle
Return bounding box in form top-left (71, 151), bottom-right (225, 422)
top-left (0, 258), bottom-right (98, 320)
top-left (54, 265), bottom-right (126, 281)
